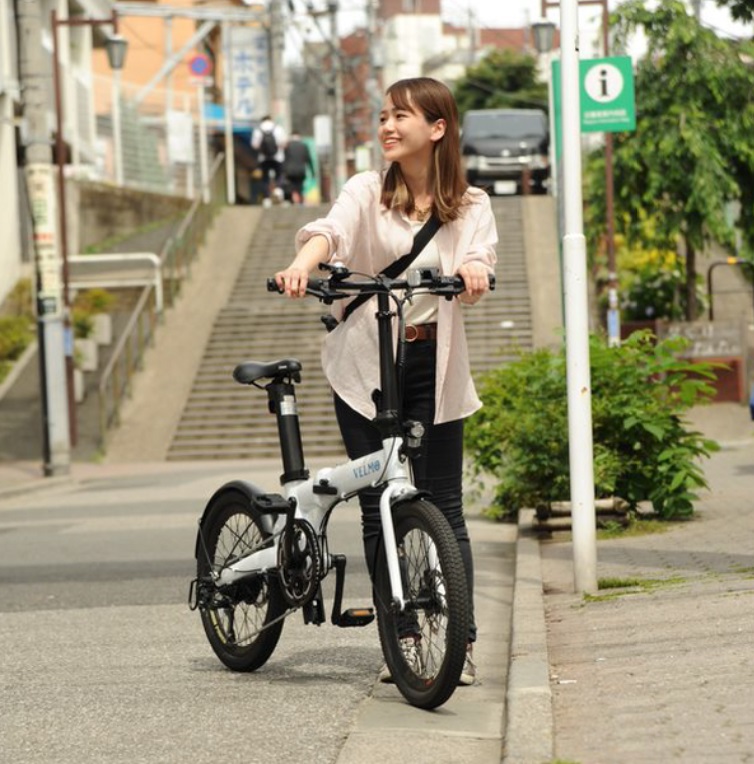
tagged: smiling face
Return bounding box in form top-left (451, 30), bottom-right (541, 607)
top-left (378, 93), bottom-right (446, 167)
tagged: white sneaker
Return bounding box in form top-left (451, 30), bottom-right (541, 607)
top-left (379, 635), bottom-right (421, 683)
top-left (458, 644), bottom-right (477, 686)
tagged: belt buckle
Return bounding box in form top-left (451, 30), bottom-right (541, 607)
top-left (405, 324), bottom-right (419, 342)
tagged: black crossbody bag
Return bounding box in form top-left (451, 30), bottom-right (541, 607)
top-left (322, 214), bottom-right (442, 332)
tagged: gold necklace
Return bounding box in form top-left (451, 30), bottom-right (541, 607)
top-left (414, 203), bottom-right (432, 221)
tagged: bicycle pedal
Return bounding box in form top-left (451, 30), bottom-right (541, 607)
top-left (335, 607), bottom-right (375, 628)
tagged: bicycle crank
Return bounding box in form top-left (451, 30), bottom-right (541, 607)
top-left (277, 518), bottom-right (322, 607)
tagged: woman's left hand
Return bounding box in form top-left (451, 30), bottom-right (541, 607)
top-left (456, 262), bottom-right (491, 305)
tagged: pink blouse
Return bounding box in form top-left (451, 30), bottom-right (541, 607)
top-left (295, 170), bottom-right (498, 424)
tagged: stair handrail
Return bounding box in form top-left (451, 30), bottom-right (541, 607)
top-left (97, 153), bottom-right (226, 450)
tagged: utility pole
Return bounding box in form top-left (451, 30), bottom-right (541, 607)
top-left (467, 8), bottom-right (477, 65)
top-left (269, 0), bottom-right (289, 129)
top-left (366, 0), bottom-right (382, 169)
top-left (16, 0), bottom-right (71, 475)
top-left (328, 0), bottom-right (347, 196)
top-left (542, 0), bottom-right (618, 345)
top-left (560, 0), bottom-right (597, 594)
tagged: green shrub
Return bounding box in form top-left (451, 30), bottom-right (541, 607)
top-left (0, 279), bottom-right (36, 385)
top-left (74, 287), bottom-right (114, 314)
top-left (0, 316), bottom-right (34, 362)
top-left (465, 331), bottom-right (720, 521)
top-left (72, 308), bottom-right (94, 339)
top-left (3, 278), bottom-right (34, 318)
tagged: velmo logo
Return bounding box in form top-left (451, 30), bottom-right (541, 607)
top-left (353, 459), bottom-right (381, 479)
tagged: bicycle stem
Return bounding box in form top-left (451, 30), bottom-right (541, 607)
top-left (372, 289), bottom-right (403, 439)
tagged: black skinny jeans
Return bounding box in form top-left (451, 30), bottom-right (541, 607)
top-left (333, 339), bottom-right (477, 643)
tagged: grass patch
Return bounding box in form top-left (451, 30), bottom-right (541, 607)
top-left (82, 214), bottom-right (181, 255)
top-left (597, 516), bottom-right (675, 540)
top-left (584, 575), bottom-right (687, 602)
top-left (731, 566), bottom-right (754, 578)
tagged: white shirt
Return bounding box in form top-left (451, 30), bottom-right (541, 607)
top-left (402, 219), bottom-right (441, 326)
top-left (295, 170), bottom-right (498, 424)
top-left (251, 118), bottom-right (286, 163)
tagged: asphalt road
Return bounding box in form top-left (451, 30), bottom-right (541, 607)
top-left (0, 461), bottom-right (515, 764)
top-left (0, 463), bottom-right (381, 764)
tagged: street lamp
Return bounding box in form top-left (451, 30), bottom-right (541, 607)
top-left (532, 19), bottom-right (557, 199)
top-left (51, 11), bottom-right (128, 443)
top-left (532, 18), bottom-right (556, 55)
top-left (106, 34), bottom-right (128, 185)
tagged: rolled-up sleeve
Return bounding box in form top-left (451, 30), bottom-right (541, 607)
top-left (461, 190), bottom-right (498, 273)
top-left (295, 172), bottom-right (379, 263)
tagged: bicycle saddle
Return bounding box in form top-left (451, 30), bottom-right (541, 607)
top-left (233, 359), bottom-right (302, 385)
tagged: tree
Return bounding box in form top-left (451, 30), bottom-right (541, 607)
top-left (587, 0), bottom-right (754, 320)
top-left (453, 49), bottom-right (547, 117)
top-left (715, 0), bottom-right (754, 23)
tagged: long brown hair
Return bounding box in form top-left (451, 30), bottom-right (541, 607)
top-left (380, 77), bottom-right (468, 223)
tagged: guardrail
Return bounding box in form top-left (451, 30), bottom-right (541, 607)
top-left (70, 252), bottom-right (165, 314)
top-left (96, 153), bottom-right (226, 449)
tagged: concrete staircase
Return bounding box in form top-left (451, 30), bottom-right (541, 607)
top-left (166, 197), bottom-right (533, 461)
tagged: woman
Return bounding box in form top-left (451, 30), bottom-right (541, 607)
top-left (274, 77), bottom-right (497, 686)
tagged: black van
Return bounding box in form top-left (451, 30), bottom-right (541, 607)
top-left (461, 108), bottom-right (550, 195)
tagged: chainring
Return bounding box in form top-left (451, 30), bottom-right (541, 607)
top-left (277, 519), bottom-right (322, 607)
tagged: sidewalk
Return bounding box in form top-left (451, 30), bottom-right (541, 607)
top-left (505, 405), bottom-right (754, 763)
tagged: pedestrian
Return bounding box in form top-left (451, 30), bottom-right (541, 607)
top-left (274, 77), bottom-right (497, 686)
top-left (251, 115), bottom-right (287, 205)
top-left (282, 132), bottom-right (315, 204)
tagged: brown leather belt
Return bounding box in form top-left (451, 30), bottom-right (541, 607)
top-left (405, 323), bottom-right (437, 342)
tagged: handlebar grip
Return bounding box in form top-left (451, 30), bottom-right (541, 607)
top-left (489, 274), bottom-right (496, 291)
top-left (267, 278), bottom-right (283, 294)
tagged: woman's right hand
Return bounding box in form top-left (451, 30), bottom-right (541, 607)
top-left (274, 266), bottom-right (310, 298)
top-left (275, 235), bottom-right (331, 298)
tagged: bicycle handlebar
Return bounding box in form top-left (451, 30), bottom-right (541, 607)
top-left (267, 266), bottom-right (495, 304)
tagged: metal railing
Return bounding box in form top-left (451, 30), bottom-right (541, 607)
top-left (97, 153), bottom-right (227, 449)
top-left (70, 252), bottom-right (165, 313)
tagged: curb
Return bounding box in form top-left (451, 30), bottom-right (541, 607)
top-left (502, 508), bottom-right (554, 764)
top-left (0, 474), bottom-right (73, 502)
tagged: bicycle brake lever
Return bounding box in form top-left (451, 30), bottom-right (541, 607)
top-left (318, 263), bottom-right (349, 281)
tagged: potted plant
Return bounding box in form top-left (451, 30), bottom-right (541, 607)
top-left (75, 288), bottom-right (115, 346)
top-left (72, 307), bottom-right (98, 372)
top-left (72, 347), bottom-right (86, 403)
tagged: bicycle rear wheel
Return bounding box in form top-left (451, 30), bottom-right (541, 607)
top-left (374, 499), bottom-right (470, 709)
top-left (196, 490), bottom-right (287, 671)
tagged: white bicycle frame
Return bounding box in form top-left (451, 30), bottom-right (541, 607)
top-left (216, 433), bottom-right (416, 610)
top-left (213, 270), bottom-right (475, 614)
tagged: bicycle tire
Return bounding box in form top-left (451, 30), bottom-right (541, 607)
top-left (374, 499), bottom-right (470, 709)
top-left (197, 490), bottom-right (287, 671)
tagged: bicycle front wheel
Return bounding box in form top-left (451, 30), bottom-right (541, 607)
top-left (196, 490), bottom-right (287, 672)
top-left (374, 499), bottom-right (470, 709)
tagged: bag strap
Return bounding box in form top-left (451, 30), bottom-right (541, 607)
top-left (341, 214), bottom-right (442, 324)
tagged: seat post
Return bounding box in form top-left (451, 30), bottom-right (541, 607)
top-left (267, 379), bottom-right (309, 484)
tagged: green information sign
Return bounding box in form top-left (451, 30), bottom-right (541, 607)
top-left (552, 55), bottom-right (636, 157)
top-left (580, 56), bottom-right (636, 132)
